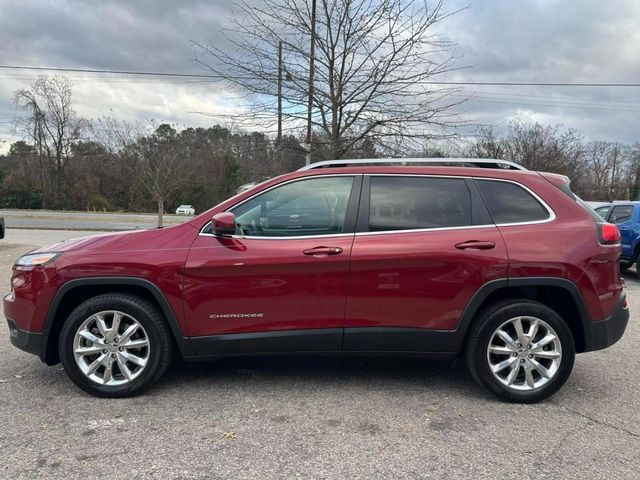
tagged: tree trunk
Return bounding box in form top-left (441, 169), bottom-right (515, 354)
top-left (157, 198), bottom-right (164, 228)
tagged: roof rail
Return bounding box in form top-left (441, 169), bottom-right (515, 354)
top-left (298, 157), bottom-right (527, 171)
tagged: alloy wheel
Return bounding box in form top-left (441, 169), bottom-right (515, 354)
top-left (486, 316), bottom-right (562, 391)
top-left (72, 310), bottom-right (150, 386)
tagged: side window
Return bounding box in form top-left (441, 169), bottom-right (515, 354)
top-left (595, 205), bottom-right (611, 220)
top-left (477, 180), bottom-right (550, 224)
top-left (609, 205), bottom-right (634, 224)
top-left (368, 176), bottom-right (472, 231)
top-left (231, 176), bottom-right (354, 237)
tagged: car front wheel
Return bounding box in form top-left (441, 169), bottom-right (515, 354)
top-left (59, 293), bottom-right (172, 397)
top-left (465, 299), bottom-right (575, 403)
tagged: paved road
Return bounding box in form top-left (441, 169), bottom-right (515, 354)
top-left (1, 210), bottom-right (191, 231)
top-left (0, 230), bottom-right (639, 479)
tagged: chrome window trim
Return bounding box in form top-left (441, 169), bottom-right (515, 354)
top-left (198, 173), bottom-right (556, 239)
top-left (354, 223), bottom-right (496, 237)
top-left (199, 174), bottom-right (359, 239)
top-left (199, 232), bottom-right (355, 240)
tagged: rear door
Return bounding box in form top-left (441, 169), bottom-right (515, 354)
top-left (343, 174), bottom-right (509, 352)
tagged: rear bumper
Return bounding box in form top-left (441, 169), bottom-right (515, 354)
top-left (6, 318), bottom-right (46, 358)
top-left (583, 292), bottom-right (629, 352)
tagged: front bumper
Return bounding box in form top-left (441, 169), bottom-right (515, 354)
top-left (6, 318), bottom-right (46, 357)
top-left (583, 291), bottom-right (629, 352)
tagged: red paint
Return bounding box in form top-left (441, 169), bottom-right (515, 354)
top-left (3, 165), bottom-right (625, 344)
top-left (345, 227), bottom-right (508, 330)
top-left (183, 235), bottom-right (353, 335)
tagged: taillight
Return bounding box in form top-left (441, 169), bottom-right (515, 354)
top-left (598, 223), bottom-right (621, 244)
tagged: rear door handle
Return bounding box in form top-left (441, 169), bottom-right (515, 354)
top-left (303, 246), bottom-right (343, 256)
top-left (455, 241), bottom-right (496, 250)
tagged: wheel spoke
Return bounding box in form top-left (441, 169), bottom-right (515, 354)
top-left (524, 366), bottom-right (536, 388)
top-left (491, 356), bottom-right (518, 373)
top-left (527, 319), bottom-right (540, 342)
top-left (103, 363), bottom-right (113, 384)
top-left (532, 334), bottom-right (557, 351)
top-left (120, 323), bottom-right (139, 344)
top-left (533, 350), bottom-right (560, 360)
top-left (496, 329), bottom-right (518, 349)
top-left (513, 317), bottom-right (526, 344)
top-left (86, 354), bottom-right (107, 375)
top-left (118, 350), bottom-right (146, 367)
top-left (95, 314), bottom-right (109, 336)
top-left (79, 329), bottom-right (103, 344)
top-left (117, 356), bottom-right (132, 380)
top-left (75, 345), bottom-right (104, 356)
top-left (506, 363), bottom-right (520, 386)
top-left (530, 359), bottom-right (550, 379)
top-left (489, 345), bottom-right (514, 355)
top-left (111, 312), bottom-right (122, 337)
top-left (123, 338), bottom-right (149, 349)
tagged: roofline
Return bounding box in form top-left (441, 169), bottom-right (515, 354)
top-left (298, 158), bottom-right (526, 171)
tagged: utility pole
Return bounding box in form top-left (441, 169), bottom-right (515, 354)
top-left (277, 40), bottom-right (283, 144)
top-left (305, 0), bottom-right (317, 166)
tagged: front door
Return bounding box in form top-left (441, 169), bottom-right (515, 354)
top-left (608, 204), bottom-right (637, 260)
top-left (344, 175), bottom-right (509, 351)
top-left (183, 175), bottom-right (361, 354)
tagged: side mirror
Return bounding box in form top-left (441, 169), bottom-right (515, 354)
top-left (212, 212), bottom-right (236, 236)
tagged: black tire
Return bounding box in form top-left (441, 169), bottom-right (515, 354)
top-left (620, 261), bottom-right (633, 272)
top-left (59, 293), bottom-right (172, 397)
top-left (465, 299), bottom-right (575, 403)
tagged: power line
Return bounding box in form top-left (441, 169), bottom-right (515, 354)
top-left (1, 64), bottom-right (639, 87)
top-left (0, 64), bottom-right (228, 79)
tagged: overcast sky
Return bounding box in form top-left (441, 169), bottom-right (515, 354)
top-left (1, 0), bottom-right (639, 154)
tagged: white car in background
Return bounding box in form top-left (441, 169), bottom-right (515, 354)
top-left (175, 204), bottom-right (195, 215)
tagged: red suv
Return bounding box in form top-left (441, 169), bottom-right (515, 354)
top-left (3, 159), bottom-right (629, 402)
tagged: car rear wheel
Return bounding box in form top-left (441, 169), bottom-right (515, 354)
top-left (59, 293), bottom-right (172, 397)
top-left (636, 253), bottom-right (640, 280)
top-left (465, 299), bottom-right (575, 403)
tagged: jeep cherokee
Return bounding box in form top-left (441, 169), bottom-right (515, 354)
top-left (3, 158), bottom-right (629, 402)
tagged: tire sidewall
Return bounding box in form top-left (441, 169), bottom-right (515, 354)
top-left (470, 302), bottom-right (575, 403)
top-left (59, 295), bottom-right (168, 397)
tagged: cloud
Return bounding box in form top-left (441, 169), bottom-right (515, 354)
top-left (1, 0), bottom-right (639, 154)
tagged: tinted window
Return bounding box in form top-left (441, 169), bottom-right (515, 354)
top-left (477, 180), bottom-right (550, 224)
top-left (610, 205), bottom-right (634, 224)
top-left (230, 176), bottom-right (354, 237)
top-left (369, 176), bottom-right (471, 231)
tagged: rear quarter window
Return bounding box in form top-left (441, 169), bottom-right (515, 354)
top-left (476, 179), bottom-right (551, 224)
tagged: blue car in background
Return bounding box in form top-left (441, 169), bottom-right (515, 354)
top-left (598, 201), bottom-right (640, 278)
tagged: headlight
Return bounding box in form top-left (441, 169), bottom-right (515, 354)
top-left (15, 252), bottom-right (61, 267)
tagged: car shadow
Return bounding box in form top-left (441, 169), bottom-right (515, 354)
top-left (156, 354), bottom-right (489, 401)
top-left (622, 267), bottom-right (639, 284)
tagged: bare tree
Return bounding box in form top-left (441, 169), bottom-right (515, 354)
top-left (134, 124), bottom-right (194, 227)
top-left (14, 76), bottom-right (86, 208)
top-left (467, 126), bottom-right (505, 159)
top-left (193, 0), bottom-right (466, 159)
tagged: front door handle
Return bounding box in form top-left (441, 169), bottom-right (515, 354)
top-left (303, 246), bottom-right (343, 256)
top-left (455, 240), bottom-right (496, 250)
